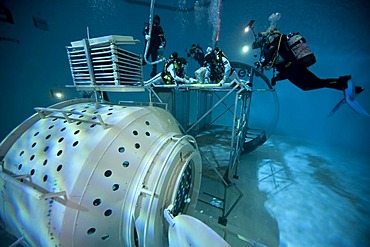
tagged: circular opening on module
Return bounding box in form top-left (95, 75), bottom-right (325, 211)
top-left (61, 127), bottom-right (66, 132)
top-left (30, 169), bottom-right (35, 175)
top-left (104, 170), bottom-right (112, 177)
top-left (104, 209), bottom-right (112, 217)
top-left (93, 198), bottom-right (101, 206)
top-left (87, 228), bottom-right (96, 235)
top-left (145, 121), bottom-right (150, 126)
top-left (57, 150), bottom-right (63, 156)
top-left (122, 161), bottom-right (130, 167)
top-left (43, 159), bottom-right (48, 166)
top-left (145, 132), bottom-right (150, 136)
top-left (118, 147), bottom-right (125, 153)
top-left (101, 235), bottom-right (110, 240)
top-left (34, 132), bottom-right (39, 137)
top-left (173, 161), bottom-right (194, 216)
top-left (58, 137), bottom-right (64, 143)
top-left (134, 143), bottom-right (140, 149)
top-left (74, 130), bottom-right (80, 135)
top-left (18, 164), bottom-right (22, 170)
top-left (72, 141), bottom-right (79, 147)
top-left (56, 164), bottom-right (63, 172)
top-left (44, 146), bottom-right (49, 152)
top-left (46, 134), bottom-right (51, 140)
top-left (19, 151), bottom-right (24, 156)
top-left (133, 130), bottom-right (138, 136)
top-left (112, 184), bottom-right (119, 191)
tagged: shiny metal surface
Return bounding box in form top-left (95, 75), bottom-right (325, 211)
top-left (0, 99), bottom-right (201, 246)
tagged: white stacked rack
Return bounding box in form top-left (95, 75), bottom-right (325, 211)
top-left (66, 35), bottom-right (143, 92)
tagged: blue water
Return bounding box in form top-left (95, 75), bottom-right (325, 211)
top-left (0, 0), bottom-right (369, 246)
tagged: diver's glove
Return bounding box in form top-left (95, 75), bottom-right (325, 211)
top-left (219, 75), bottom-right (228, 85)
top-left (189, 78), bottom-right (197, 84)
top-left (254, 62), bottom-right (262, 69)
top-left (159, 42), bottom-right (166, 50)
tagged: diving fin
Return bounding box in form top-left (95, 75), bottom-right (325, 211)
top-left (328, 80), bottom-right (370, 117)
top-left (328, 98), bottom-right (346, 117)
top-left (343, 80), bottom-right (370, 117)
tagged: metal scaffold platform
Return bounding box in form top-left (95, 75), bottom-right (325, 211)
top-left (147, 75), bottom-right (268, 226)
top-left (66, 35), bottom-right (275, 226)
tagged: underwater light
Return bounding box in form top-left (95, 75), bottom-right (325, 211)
top-left (244, 20), bottom-right (255, 33)
top-left (242, 45), bottom-right (249, 53)
top-left (55, 92), bottom-right (63, 98)
top-left (50, 88), bottom-right (64, 99)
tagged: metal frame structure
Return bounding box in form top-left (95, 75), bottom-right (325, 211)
top-left (147, 82), bottom-right (253, 226)
top-left (145, 62), bottom-right (273, 226)
top-left (64, 35), bottom-right (273, 227)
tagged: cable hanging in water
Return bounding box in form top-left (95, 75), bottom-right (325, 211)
top-left (143, 0), bottom-right (165, 66)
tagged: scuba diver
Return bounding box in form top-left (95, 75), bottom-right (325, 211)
top-left (186, 44), bottom-right (205, 66)
top-left (252, 13), bottom-right (364, 94)
top-left (161, 52), bottom-right (190, 85)
top-left (143, 14), bottom-right (166, 77)
top-left (203, 47), bottom-right (240, 86)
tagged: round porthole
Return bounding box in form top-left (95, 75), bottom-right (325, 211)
top-left (122, 161), bottom-right (129, 167)
top-left (93, 198), bottom-right (101, 206)
top-left (112, 184), bottom-right (119, 191)
top-left (104, 209), bottom-right (112, 217)
top-left (104, 170), bottom-right (112, 177)
top-left (87, 228), bottom-right (96, 235)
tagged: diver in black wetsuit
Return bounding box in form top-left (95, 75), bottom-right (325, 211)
top-left (253, 30), bottom-right (364, 94)
top-left (143, 14), bottom-right (166, 77)
top-left (186, 44), bottom-right (205, 66)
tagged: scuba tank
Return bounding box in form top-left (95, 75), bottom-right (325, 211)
top-left (287, 33), bottom-right (316, 67)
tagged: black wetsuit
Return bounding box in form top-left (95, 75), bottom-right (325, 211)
top-left (262, 34), bottom-right (348, 91)
top-left (187, 44), bottom-right (205, 66)
top-left (143, 23), bottom-right (166, 76)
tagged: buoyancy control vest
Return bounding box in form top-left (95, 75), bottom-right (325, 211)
top-left (206, 48), bottom-right (234, 82)
top-left (161, 59), bottom-right (178, 84)
top-left (161, 58), bottom-right (188, 84)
